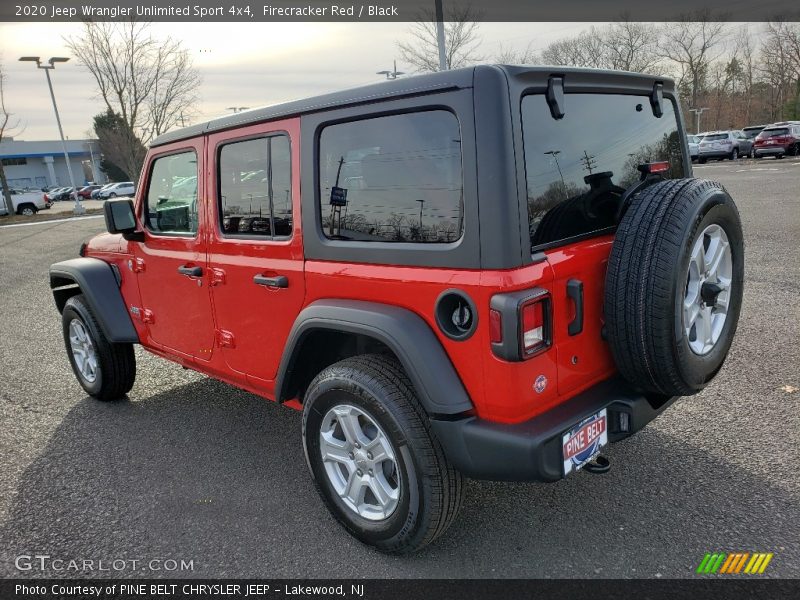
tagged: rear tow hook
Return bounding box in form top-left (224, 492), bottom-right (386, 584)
top-left (583, 454), bottom-right (611, 475)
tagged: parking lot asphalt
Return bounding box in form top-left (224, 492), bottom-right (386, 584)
top-left (0, 158), bottom-right (798, 579)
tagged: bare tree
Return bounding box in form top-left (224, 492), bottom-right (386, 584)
top-left (0, 61), bottom-right (25, 216)
top-left (541, 29), bottom-right (607, 69)
top-left (494, 42), bottom-right (538, 65)
top-left (65, 22), bottom-right (200, 180)
top-left (660, 13), bottom-right (728, 110)
top-left (398, 5), bottom-right (483, 72)
top-left (603, 21), bottom-right (662, 74)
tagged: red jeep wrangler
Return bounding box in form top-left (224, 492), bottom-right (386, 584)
top-left (50, 66), bottom-right (743, 554)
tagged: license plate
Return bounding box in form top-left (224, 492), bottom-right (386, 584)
top-left (562, 409), bottom-right (608, 476)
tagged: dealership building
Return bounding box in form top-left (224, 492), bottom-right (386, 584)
top-left (0, 138), bottom-right (107, 189)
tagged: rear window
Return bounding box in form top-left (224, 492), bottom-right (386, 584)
top-left (703, 134), bottom-right (728, 141)
top-left (758, 128), bottom-right (789, 138)
top-left (318, 110), bottom-right (463, 243)
top-left (522, 93), bottom-right (684, 248)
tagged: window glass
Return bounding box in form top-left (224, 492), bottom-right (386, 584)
top-left (318, 110), bottom-right (463, 243)
top-left (218, 135), bottom-right (292, 238)
top-left (522, 93), bottom-right (684, 248)
top-left (145, 151), bottom-right (198, 235)
top-left (704, 133), bottom-right (728, 141)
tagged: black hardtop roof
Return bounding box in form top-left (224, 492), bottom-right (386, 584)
top-left (150, 65), bottom-right (674, 148)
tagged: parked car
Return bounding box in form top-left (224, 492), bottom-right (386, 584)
top-left (44, 187), bottom-right (66, 202)
top-left (698, 130), bottom-right (753, 162)
top-left (97, 182), bottom-right (135, 199)
top-left (50, 66), bottom-right (743, 554)
top-left (753, 124), bottom-right (800, 159)
top-left (1, 189), bottom-right (49, 215)
top-left (91, 183), bottom-right (115, 199)
top-left (52, 187), bottom-right (76, 201)
top-left (687, 134), bottom-right (700, 161)
top-left (77, 184), bottom-right (102, 199)
top-left (742, 125), bottom-right (766, 139)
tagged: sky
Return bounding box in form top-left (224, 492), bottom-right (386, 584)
top-left (0, 21), bottom-right (593, 141)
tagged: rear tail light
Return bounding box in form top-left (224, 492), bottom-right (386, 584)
top-left (521, 300), bottom-right (546, 354)
top-left (489, 289), bottom-right (551, 361)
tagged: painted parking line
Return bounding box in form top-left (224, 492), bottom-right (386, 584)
top-left (0, 215), bottom-right (104, 229)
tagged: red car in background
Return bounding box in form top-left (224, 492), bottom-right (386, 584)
top-left (77, 185), bottom-right (102, 199)
top-left (753, 123), bottom-right (800, 159)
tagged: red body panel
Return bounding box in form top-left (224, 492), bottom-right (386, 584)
top-left (85, 116), bottom-right (618, 426)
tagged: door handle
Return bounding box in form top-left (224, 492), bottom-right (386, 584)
top-left (253, 274), bottom-right (288, 288)
top-left (178, 265), bottom-right (203, 277)
top-left (567, 279), bottom-right (584, 336)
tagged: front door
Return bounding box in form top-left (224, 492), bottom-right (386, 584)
top-left (206, 118), bottom-right (305, 384)
top-left (134, 140), bottom-right (215, 361)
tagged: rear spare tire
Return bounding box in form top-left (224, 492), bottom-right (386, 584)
top-left (604, 178), bottom-right (743, 396)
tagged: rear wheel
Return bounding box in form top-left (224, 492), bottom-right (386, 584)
top-left (62, 294), bottom-right (136, 400)
top-left (18, 204), bottom-right (36, 216)
top-left (605, 179), bottom-right (744, 396)
top-left (302, 354), bottom-right (463, 554)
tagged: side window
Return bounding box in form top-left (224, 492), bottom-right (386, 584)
top-left (144, 151), bottom-right (198, 236)
top-left (318, 110), bottom-right (463, 243)
top-left (218, 135), bottom-right (292, 239)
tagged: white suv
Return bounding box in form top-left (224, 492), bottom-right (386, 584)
top-left (97, 182), bottom-right (135, 199)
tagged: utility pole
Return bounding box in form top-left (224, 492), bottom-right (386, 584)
top-left (580, 150), bottom-right (597, 175)
top-left (435, 0), bottom-right (447, 71)
top-left (19, 56), bottom-right (84, 215)
top-left (416, 199), bottom-right (425, 229)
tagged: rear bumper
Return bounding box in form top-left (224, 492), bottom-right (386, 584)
top-left (755, 147), bottom-right (786, 156)
top-left (698, 150), bottom-right (732, 159)
top-left (431, 377), bottom-right (677, 482)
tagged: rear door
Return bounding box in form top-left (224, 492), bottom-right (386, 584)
top-left (133, 140), bottom-right (216, 361)
top-left (206, 118), bottom-right (305, 386)
top-left (520, 91), bottom-right (687, 396)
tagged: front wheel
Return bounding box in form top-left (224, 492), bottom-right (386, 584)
top-left (62, 294), bottom-right (136, 400)
top-left (730, 148), bottom-right (739, 160)
top-left (302, 354), bottom-right (463, 554)
top-left (108, 192), bottom-right (117, 198)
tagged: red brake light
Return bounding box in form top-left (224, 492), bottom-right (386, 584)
top-left (638, 161), bottom-right (670, 176)
top-left (489, 309), bottom-right (503, 344)
top-left (521, 300), bottom-right (546, 354)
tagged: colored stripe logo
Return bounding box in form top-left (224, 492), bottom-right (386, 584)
top-left (696, 552), bottom-right (773, 574)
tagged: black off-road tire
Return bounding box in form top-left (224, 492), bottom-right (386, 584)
top-left (302, 354), bottom-right (463, 554)
top-left (62, 294), bottom-right (136, 400)
top-left (604, 179), bottom-right (744, 396)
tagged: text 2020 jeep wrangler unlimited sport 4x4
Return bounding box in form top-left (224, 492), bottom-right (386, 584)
top-left (50, 66), bottom-right (743, 554)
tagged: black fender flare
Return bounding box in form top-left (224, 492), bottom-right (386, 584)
top-left (49, 257), bottom-right (139, 343)
top-left (275, 300), bottom-right (474, 416)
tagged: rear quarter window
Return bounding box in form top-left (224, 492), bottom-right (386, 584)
top-left (317, 110), bottom-right (464, 243)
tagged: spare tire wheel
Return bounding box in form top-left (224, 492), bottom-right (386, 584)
top-left (604, 178), bottom-right (744, 396)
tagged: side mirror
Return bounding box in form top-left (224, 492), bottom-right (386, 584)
top-left (103, 199), bottom-right (143, 241)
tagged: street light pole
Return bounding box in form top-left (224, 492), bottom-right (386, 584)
top-left (435, 0), bottom-right (447, 71)
top-left (689, 107), bottom-right (710, 135)
top-left (20, 56), bottom-right (84, 215)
